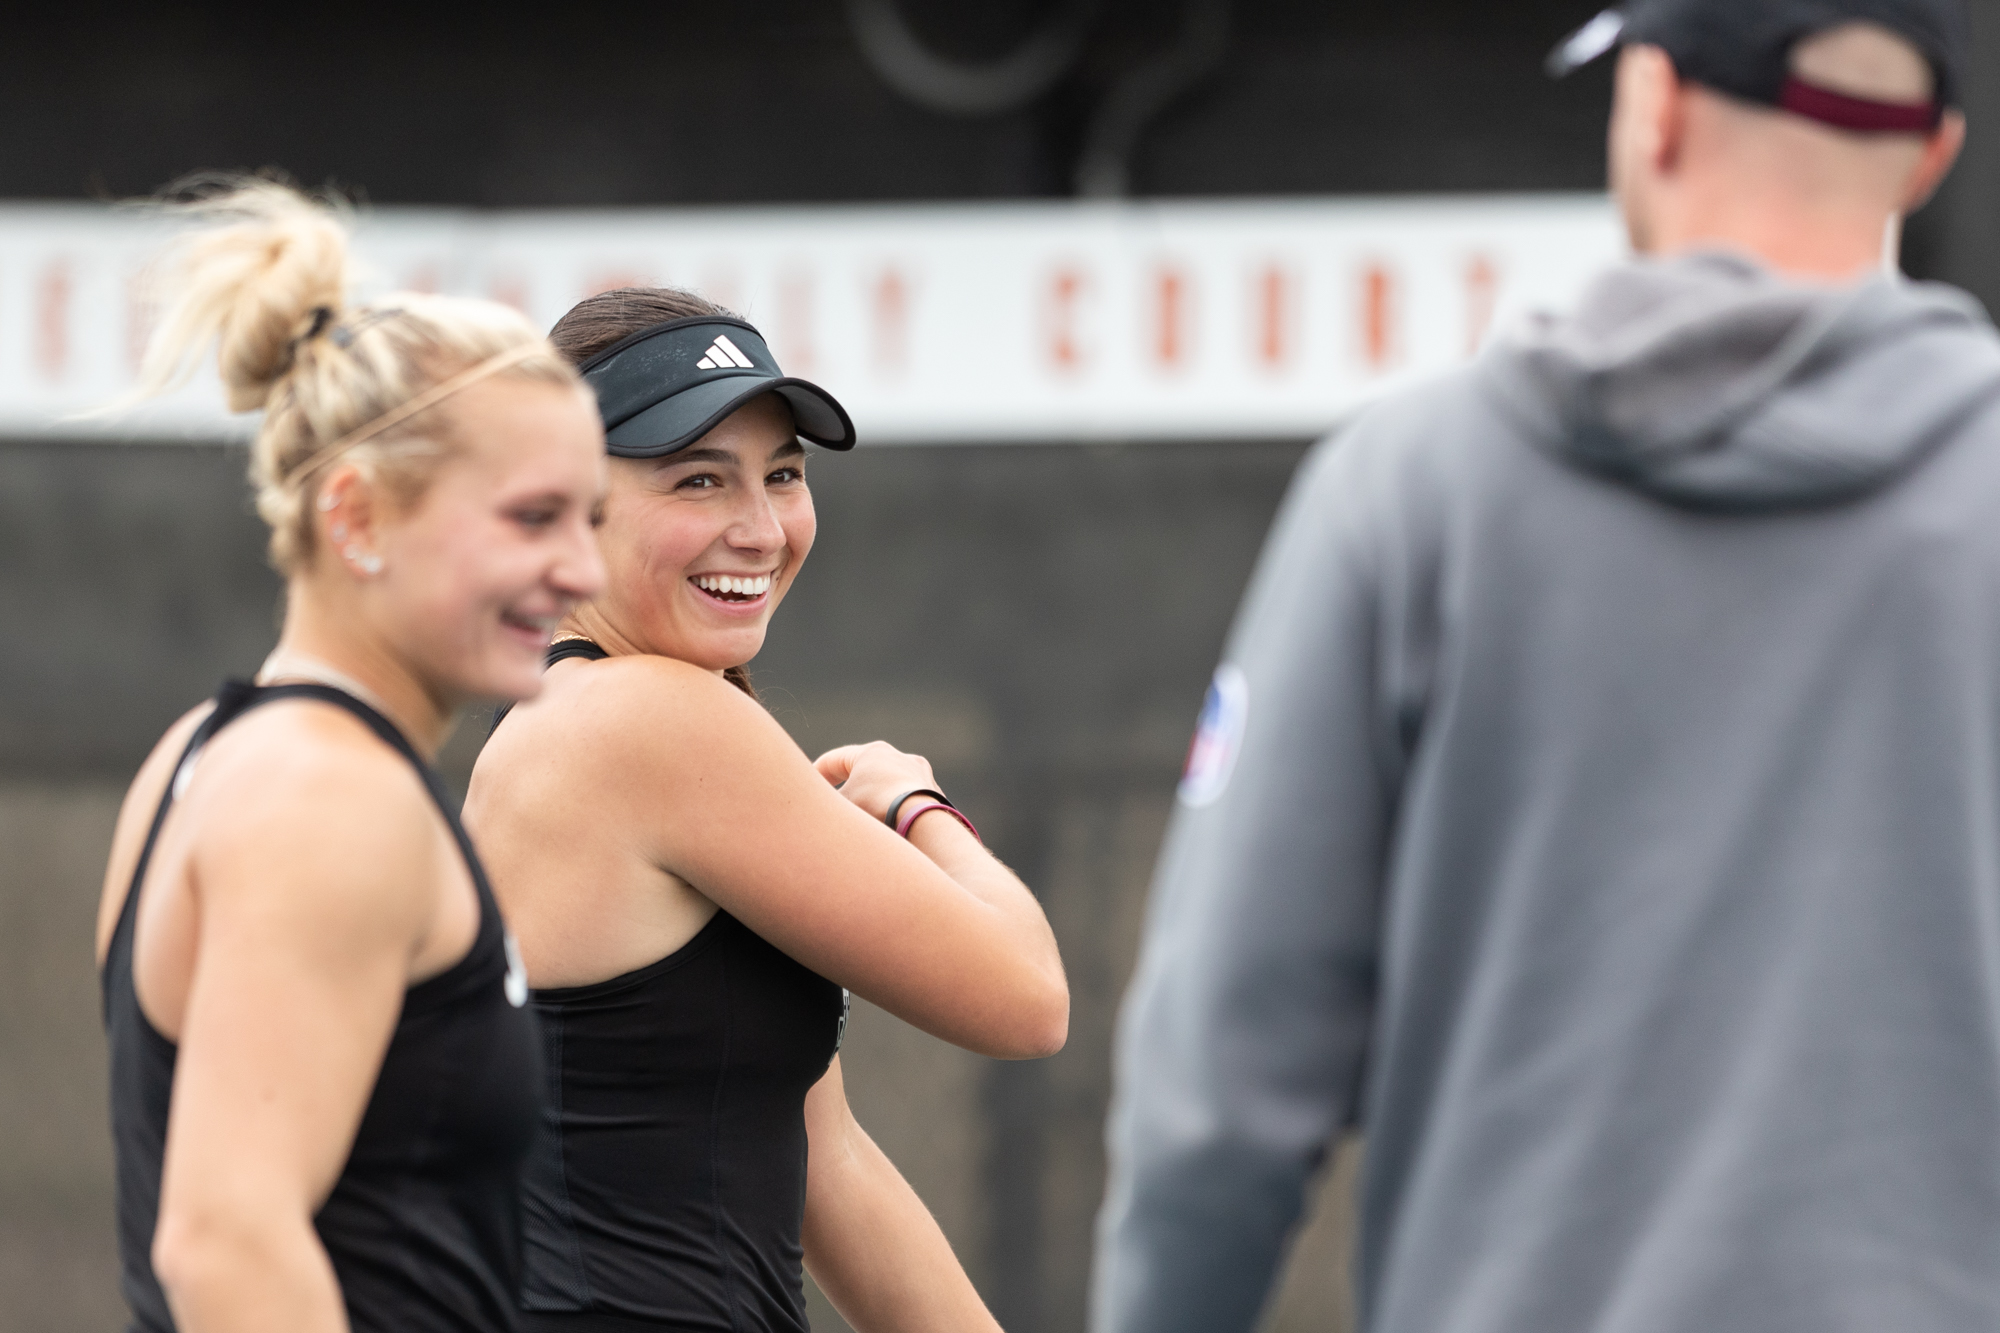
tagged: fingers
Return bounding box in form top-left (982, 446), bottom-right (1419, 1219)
top-left (815, 742), bottom-right (941, 813)
top-left (859, 742), bottom-right (931, 781)
top-left (814, 746), bottom-right (862, 787)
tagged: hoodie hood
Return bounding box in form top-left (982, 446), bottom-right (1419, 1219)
top-left (1486, 252), bottom-right (2000, 510)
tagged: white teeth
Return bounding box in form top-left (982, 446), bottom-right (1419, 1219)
top-left (696, 573), bottom-right (773, 596)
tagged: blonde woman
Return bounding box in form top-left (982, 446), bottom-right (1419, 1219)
top-left (96, 182), bottom-right (607, 1333)
top-left (467, 287), bottom-right (1067, 1333)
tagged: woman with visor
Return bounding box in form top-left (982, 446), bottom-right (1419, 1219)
top-left (466, 287), bottom-right (1068, 1333)
top-left (97, 181), bottom-right (606, 1333)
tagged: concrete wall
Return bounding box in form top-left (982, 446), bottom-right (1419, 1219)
top-left (0, 436), bottom-right (1362, 1332)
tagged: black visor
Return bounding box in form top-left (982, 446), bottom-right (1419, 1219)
top-left (577, 316), bottom-right (857, 458)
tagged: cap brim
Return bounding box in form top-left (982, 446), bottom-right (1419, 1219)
top-left (1546, 8), bottom-right (1627, 79)
top-left (604, 373), bottom-right (858, 457)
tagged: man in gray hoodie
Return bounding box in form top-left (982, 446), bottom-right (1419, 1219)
top-left (1094, 2), bottom-right (1994, 1331)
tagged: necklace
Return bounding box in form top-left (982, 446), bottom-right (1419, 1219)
top-left (257, 649), bottom-right (395, 717)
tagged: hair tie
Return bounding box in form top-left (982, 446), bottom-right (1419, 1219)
top-left (330, 306), bottom-right (407, 350)
top-left (276, 305), bottom-right (339, 379)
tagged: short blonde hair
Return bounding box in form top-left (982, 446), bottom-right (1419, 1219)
top-left (131, 178), bottom-right (580, 574)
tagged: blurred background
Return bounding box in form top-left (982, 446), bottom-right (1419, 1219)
top-left (2, 3), bottom-right (1996, 1330)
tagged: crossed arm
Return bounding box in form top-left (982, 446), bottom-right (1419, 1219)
top-left (572, 656), bottom-right (1069, 1059)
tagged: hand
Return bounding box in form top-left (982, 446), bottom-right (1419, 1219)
top-left (814, 741), bottom-right (942, 824)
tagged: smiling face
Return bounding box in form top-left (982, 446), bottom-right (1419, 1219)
top-left (586, 392), bottom-right (816, 672)
top-left (361, 376), bottom-right (609, 702)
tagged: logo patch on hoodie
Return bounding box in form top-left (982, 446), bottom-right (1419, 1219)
top-left (1180, 664), bottom-right (1249, 808)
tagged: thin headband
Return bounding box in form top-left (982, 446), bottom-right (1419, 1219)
top-left (319, 341), bottom-right (545, 458)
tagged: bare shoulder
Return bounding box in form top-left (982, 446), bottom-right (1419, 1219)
top-left (577, 653), bottom-right (771, 728)
top-left (183, 700), bottom-right (441, 942)
top-left (471, 656), bottom-right (826, 906)
top-left (503, 653), bottom-right (800, 785)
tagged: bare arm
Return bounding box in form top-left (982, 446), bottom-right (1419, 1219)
top-left (149, 743), bottom-right (443, 1333)
top-left (586, 659), bottom-right (1067, 1058)
top-left (812, 740), bottom-right (1064, 1050)
top-left (801, 1057), bottom-right (1000, 1333)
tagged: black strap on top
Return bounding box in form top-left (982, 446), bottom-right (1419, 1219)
top-left (111, 679), bottom-right (488, 983)
top-left (547, 638), bottom-right (611, 667)
top-left (884, 787), bottom-right (953, 830)
top-left (490, 638), bottom-right (610, 734)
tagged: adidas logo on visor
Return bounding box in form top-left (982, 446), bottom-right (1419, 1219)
top-left (696, 334), bottom-right (756, 371)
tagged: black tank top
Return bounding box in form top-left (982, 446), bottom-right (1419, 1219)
top-left (504, 642), bottom-right (848, 1333)
top-left (102, 680), bottom-right (543, 1333)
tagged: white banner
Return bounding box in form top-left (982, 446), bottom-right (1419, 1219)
top-left (0, 195), bottom-right (1625, 443)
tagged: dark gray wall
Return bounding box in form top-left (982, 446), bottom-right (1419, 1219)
top-left (1915, 0), bottom-right (2000, 316)
top-left (0, 444), bottom-right (280, 775)
top-left (0, 1), bottom-right (1615, 205)
top-left (0, 439), bottom-right (1305, 779)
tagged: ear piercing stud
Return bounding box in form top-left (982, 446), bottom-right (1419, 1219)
top-left (323, 494), bottom-right (378, 574)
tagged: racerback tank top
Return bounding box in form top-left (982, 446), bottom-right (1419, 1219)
top-left (102, 679), bottom-right (543, 1333)
top-left (501, 642), bottom-right (849, 1333)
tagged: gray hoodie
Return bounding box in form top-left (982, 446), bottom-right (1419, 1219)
top-left (1094, 252), bottom-right (2000, 1333)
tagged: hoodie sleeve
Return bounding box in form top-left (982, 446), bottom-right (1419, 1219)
top-left (1093, 433), bottom-right (1396, 1333)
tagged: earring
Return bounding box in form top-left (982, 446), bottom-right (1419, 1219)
top-left (330, 522), bottom-right (348, 541)
top-left (316, 492), bottom-right (338, 513)
top-left (343, 544), bottom-right (385, 577)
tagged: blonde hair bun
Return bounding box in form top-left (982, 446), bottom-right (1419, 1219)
top-left (124, 175), bottom-right (579, 575)
top-left (136, 178), bottom-right (352, 414)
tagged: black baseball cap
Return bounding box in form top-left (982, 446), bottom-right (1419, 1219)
top-left (1548, 0), bottom-right (1969, 132)
top-left (577, 315), bottom-right (857, 458)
